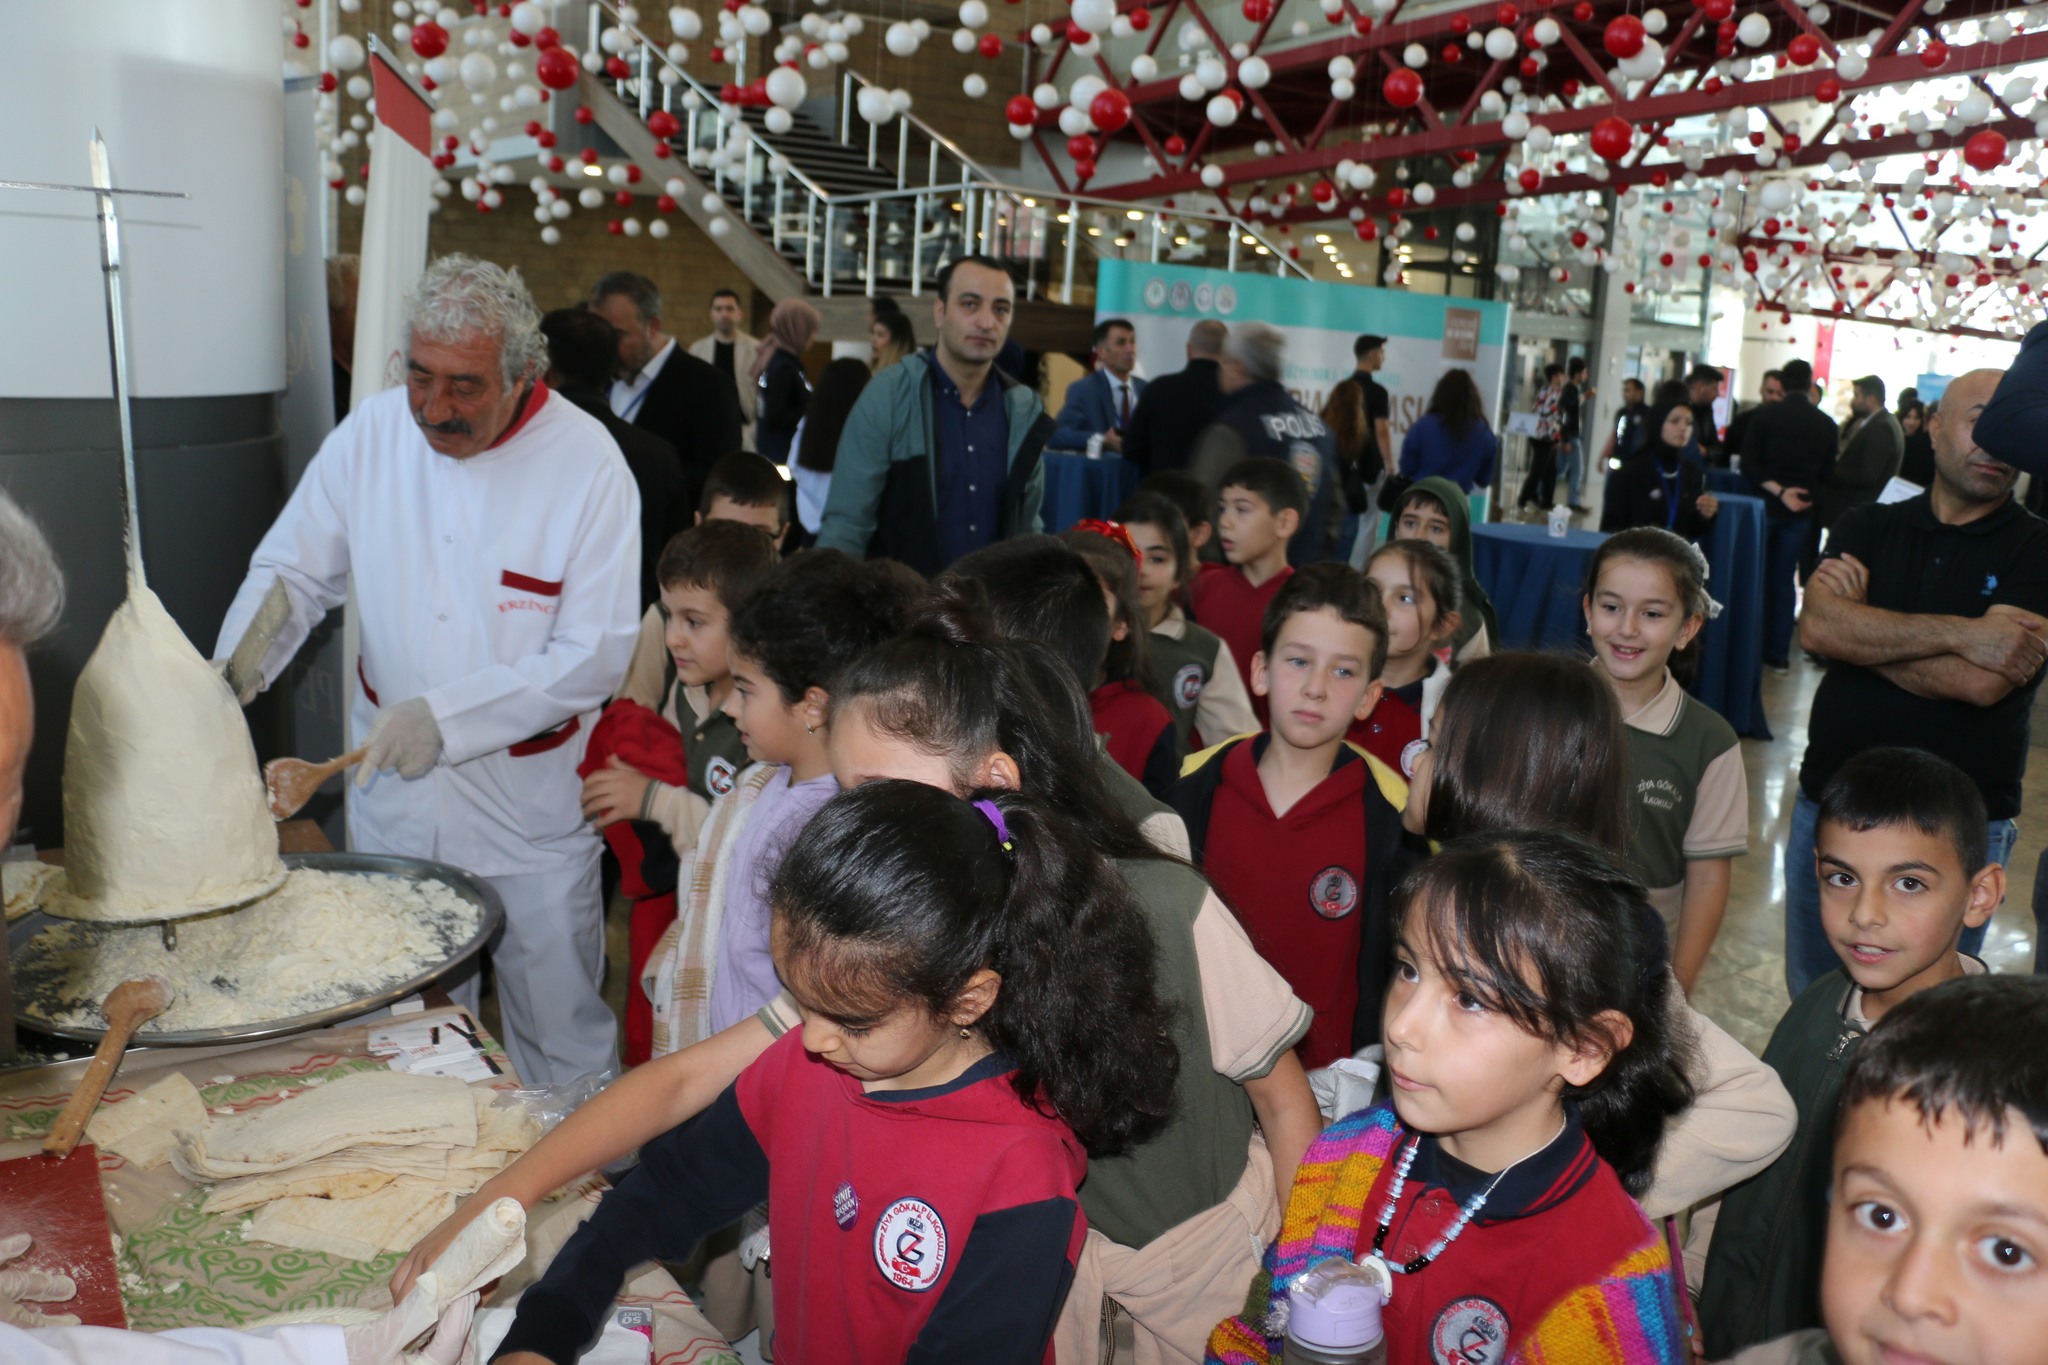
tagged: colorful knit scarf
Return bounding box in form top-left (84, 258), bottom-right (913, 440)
top-left (1206, 1103), bottom-right (1687, 1365)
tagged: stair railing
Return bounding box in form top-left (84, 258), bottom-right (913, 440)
top-left (835, 69), bottom-right (995, 193)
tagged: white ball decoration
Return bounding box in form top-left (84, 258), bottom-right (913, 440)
top-left (460, 52), bottom-right (497, 88)
top-left (953, 26), bottom-right (977, 52)
top-left (1485, 27), bottom-right (1518, 60)
top-left (1030, 22), bottom-right (1053, 44)
top-left (541, 225), bottom-right (562, 244)
top-left (606, 163), bottom-right (631, 186)
top-left (1034, 82), bottom-right (1062, 108)
top-left (329, 35), bottom-right (367, 71)
top-left (1403, 43), bottom-right (1428, 67)
top-left (765, 105), bottom-right (795, 132)
top-left (425, 55), bottom-right (457, 84)
top-left (1070, 73), bottom-right (1109, 109)
top-left (912, 18), bottom-right (931, 38)
top-left (963, 73), bottom-right (987, 97)
top-left (509, 2), bottom-right (545, 34)
top-left (1197, 56), bottom-right (1228, 90)
top-left (1642, 7), bottom-right (1668, 34)
top-left (1206, 93), bottom-right (1240, 126)
top-left (1131, 53), bottom-right (1158, 81)
top-left (1412, 182), bottom-right (1436, 205)
top-left (670, 6), bottom-right (702, 38)
top-left (1737, 13), bottom-right (1770, 46)
top-left (709, 216), bottom-right (731, 237)
top-left (766, 65), bottom-right (806, 108)
top-left (1526, 123), bottom-right (1553, 152)
top-left (622, 217), bottom-right (642, 236)
top-left (807, 47), bottom-right (830, 68)
top-left (1957, 90), bottom-right (1992, 122)
top-left (1010, 124), bottom-right (1032, 140)
top-left (843, 14), bottom-right (865, 35)
top-left (1617, 40), bottom-right (1663, 80)
top-left (346, 75), bottom-right (373, 100)
top-left (649, 218), bottom-right (670, 238)
top-left (959, 0), bottom-right (989, 25)
top-left (1071, 0), bottom-right (1116, 33)
top-left (1532, 17), bottom-right (1560, 44)
top-left (701, 192), bottom-right (725, 213)
top-left (890, 88), bottom-right (912, 112)
top-left (856, 85), bottom-right (894, 124)
top-left (1240, 56), bottom-right (1271, 88)
top-left (885, 22), bottom-right (918, 55)
top-left (1180, 74), bottom-right (1206, 101)
top-left (740, 5), bottom-right (772, 36)
top-left (1058, 104), bottom-right (1093, 136)
top-left (344, 184), bottom-right (367, 206)
top-left (1201, 163), bottom-right (1226, 187)
top-left (1502, 110), bottom-right (1531, 139)
top-left (1331, 78), bottom-right (1354, 99)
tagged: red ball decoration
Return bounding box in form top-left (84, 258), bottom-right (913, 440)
top-left (605, 55), bottom-right (631, 78)
top-left (1964, 129), bottom-right (2008, 172)
top-left (1519, 55), bottom-right (1540, 77)
top-left (294, 32), bottom-right (311, 47)
top-left (1090, 88), bottom-right (1132, 132)
top-left (533, 25), bottom-right (560, 49)
top-left (574, 104), bottom-right (596, 124)
top-left (579, 146), bottom-right (600, 164)
top-left (1383, 67), bottom-right (1423, 108)
top-left (615, 189), bottom-right (635, 205)
top-left (1006, 95), bottom-right (1037, 125)
top-left (1496, 3), bottom-right (1519, 25)
top-left (607, 219), bottom-right (625, 235)
top-left (1573, 0), bottom-right (1593, 17)
top-left (1242, 0), bottom-right (1274, 22)
top-left (1561, 77), bottom-right (1581, 97)
top-left (979, 32), bottom-right (1003, 57)
top-left (625, 163), bottom-right (643, 183)
top-left (509, 29), bottom-right (532, 47)
top-left (647, 109), bottom-right (681, 139)
top-left (1589, 115), bottom-right (1632, 162)
top-left (546, 155), bottom-right (566, 172)
top-left (1311, 179), bottom-right (1336, 203)
top-left (1702, 0), bottom-right (1733, 19)
top-left (319, 71), bottom-right (337, 93)
top-left (535, 47), bottom-right (580, 90)
top-left (1787, 33), bottom-right (1820, 65)
top-left (1066, 20), bottom-right (1089, 43)
top-left (1451, 12), bottom-right (1471, 32)
top-left (410, 20), bottom-right (449, 57)
top-left (1816, 77), bottom-right (1840, 101)
top-left (1353, 13), bottom-right (1373, 32)
top-left (1518, 166), bottom-right (1542, 190)
top-left (656, 194), bottom-right (678, 212)
top-left (1074, 158), bottom-right (1097, 180)
top-left (1131, 6), bottom-right (1152, 28)
top-left (1358, 219), bottom-right (1379, 240)
top-left (1919, 39), bottom-right (1949, 69)
top-left (1067, 133), bottom-right (1096, 160)
top-left (1164, 134), bottom-right (1187, 156)
top-left (1385, 186), bottom-right (1408, 208)
top-left (1603, 14), bottom-right (1646, 58)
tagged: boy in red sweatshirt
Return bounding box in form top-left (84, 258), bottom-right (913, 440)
top-left (1170, 563), bottom-right (1417, 1068)
top-left (1188, 459), bottom-right (1305, 727)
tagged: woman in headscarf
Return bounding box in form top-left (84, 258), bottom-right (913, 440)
top-left (750, 297), bottom-right (820, 465)
top-left (1601, 401), bottom-right (1719, 543)
top-left (1390, 475), bottom-right (1499, 661)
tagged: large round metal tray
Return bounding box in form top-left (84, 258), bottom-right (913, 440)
top-left (8, 852), bottom-right (503, 1047)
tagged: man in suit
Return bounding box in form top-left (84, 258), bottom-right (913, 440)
top-left (686, 287), bottom-right (760, 447)
top-left (1687, 363), bottom-right (1728, 465)
top-left (1743, 358), bottom-right (1839, 670)
top-left (587, 271), bottom-right (743, 516)
top-left (1051, 317), bottom-right (1144, 454)
top-left (1723, 368), bottom-right (1784, 465)
top-left (1124, 319), bottom-right (1227, 476)
top-left (540, 307), bottom-right (686, 607)
top-left (1817, 374), bottom-right (1905, 537)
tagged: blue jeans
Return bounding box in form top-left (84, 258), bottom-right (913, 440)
top-left (1785, 788), bottom-right (2020, 995)
top-left (1762, 512), bottom-right (1810, 667)
top-left (1560, 437), bottom-right (1584, 505)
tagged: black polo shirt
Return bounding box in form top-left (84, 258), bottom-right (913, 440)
top-left (1799, 492), bottom-right (2048, 819)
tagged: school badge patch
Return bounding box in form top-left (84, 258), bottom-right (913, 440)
top-left (1400, 737), bottom-right (1430, 778)
top-left (832, 1181), bottom-right (860, 1230)
top-left (1173, 662), bottom-right (1206, 710)
top-left (874, 1196), bottom-right (948, 1292)
top-left (1431, 1296), bottom-right (1510, 1365)
top-left (1309, 865), bottom-right (1360, 920)
top-left (706, 755), bottom-right (738, 797)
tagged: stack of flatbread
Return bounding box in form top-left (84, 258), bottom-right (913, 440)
top-left (86, 1069), bottom-right (539, 1263)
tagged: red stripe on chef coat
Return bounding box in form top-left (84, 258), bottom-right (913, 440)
top-left (500, 570), bottom-right (564, 597)
top-left (485, 378), bottom-right (551, 451)
top-left (358, 657), bottom-right (380, 708)
top-left (509, 716), bottom-right (581, 757)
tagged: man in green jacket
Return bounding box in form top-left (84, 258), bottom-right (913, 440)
top-left (816, 256), bottom-right (1051, 575)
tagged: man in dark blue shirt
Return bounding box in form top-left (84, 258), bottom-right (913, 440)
top-left (817, 256), bottom-right (1051, 574)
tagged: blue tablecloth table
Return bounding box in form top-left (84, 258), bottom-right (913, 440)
top-left (1470, 522), bottom-right (1609, 651)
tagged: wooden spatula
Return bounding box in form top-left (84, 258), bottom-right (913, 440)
top-left (264, 746), bottom-right (368, 821)
top-left (43, 976), bottom-right (172, 1159)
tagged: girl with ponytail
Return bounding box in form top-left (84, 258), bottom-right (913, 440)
top-left (494, 780), bottom-right (1177, 1365)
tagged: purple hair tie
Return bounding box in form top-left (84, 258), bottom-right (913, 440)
top-left (972, 798), bottom-right (1015, 853)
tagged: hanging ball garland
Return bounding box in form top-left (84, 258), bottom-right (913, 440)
top-left (536, 46), bottom-right (581, 89)
top-left (1006, 94), bottom-right (1038, 125)
top-left (1383, 66), bottom-right (1423, 107)
top-left (1787, 32), bottom-right (1821, 65)
top-left (1964, 128), bottom-right (2008, 171)
top-left (1091, 88), bottom-right (1133, 131)
top-left (1590, 115), bottom-right (1633, 161)
top-left (1603, 14), bottom-right (1645, 58)
top-left (410, 19), bottom-right (449, 57)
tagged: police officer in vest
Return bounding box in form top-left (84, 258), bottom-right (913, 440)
top-left (1187, 323), bottom-right (1338, 564)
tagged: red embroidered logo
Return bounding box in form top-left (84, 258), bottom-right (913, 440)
top-left (1431, 1296), bottom-right (1510, 1365)
top-left (873, 1197), bottom-right (948, 1292)
top-left (1309, 865), bottom-right (1359, 920)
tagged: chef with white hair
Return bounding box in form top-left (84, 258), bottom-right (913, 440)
top-left (215, 254), bottom-right (641, 1087)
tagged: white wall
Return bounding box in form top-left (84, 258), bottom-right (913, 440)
top-left (0, 0), bottom-right (284, 399)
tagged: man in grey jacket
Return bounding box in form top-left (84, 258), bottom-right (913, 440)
top-left (816, 256), bottom-right (1050, 575)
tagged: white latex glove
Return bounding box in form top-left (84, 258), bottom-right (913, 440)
top-left (358, 698), bottom-right (444, 783)
top-left (0, 1233), bottom-right (80, 1329)
top-left (339, 1276), bottom-right (474, 1365)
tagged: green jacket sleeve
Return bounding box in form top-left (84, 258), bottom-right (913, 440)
top-left (1021, 450), bottom-right (1046, 533)
top-left (815, 376), bottom-right (900, 557)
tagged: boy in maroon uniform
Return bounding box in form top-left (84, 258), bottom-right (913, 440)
top-left (1169, 564), bottom-right (1417, 1068)
top-left (1188, 459), bottom-right (1305, 727)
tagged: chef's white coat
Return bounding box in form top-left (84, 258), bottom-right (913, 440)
top-left (0, 1323), bottom-right (344, 1365)
top-left (216, 383), bottom-right (641, 878)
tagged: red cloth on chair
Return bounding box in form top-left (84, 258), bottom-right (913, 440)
top-left (579, 700), bottom-right (689, 1065)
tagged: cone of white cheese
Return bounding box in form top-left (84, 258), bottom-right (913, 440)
top-left (53, 586), bottom-right (283, 921)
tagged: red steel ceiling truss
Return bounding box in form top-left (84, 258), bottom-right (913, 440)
top-left (1016, 0), bottom-right (2047, 223)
